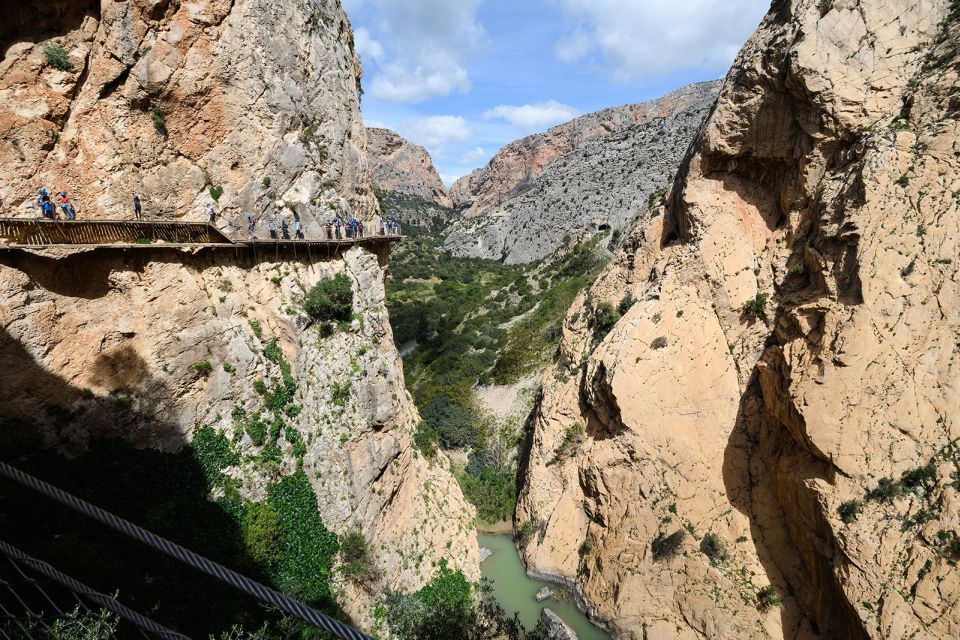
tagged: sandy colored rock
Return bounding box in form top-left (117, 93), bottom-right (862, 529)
top-left (366, 127), bottom-right (452, 208)
top-left (0, 0), bottom-right (377, 235)
top-left (0, 245), bottom-right (479, 629)
top-left (517, 0), bottom-right (960, 638)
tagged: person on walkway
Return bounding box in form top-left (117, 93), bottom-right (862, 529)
top-left (357, 219), bottom-right (364, 238)
top-left (36, 189), bottom-right (56, 219)
top-left (246, 213), bottom-right (256, 237)
top-left (206, 202), bottom-right (217, 224)
top-left (334, 217), bottom-right (342, 239)
top-left (280, 217), bottom-right (290, 240)
top-left (325, 222), bottom-right (332, 240)
top-left (294, 217), bottom-right (304, 239)
top-left (58, 192), bottom-right (76, 220)
top-left (133, 194), bottom-right (142, 220)
top-left (267, 216), bottom-right (277, 239)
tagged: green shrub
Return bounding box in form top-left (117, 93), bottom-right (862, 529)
top-left (457, 466), bottom-right (516, 523)
top-left (151, 106), bottom-right (167, 136)
top-left (241, 502), bottom-right (281, 564)
top-left (743, 293), bottom-right (769, 318)
top-left (330, 381), bottom-right (351, 407)
top-left (578, 539), bottom-right (593, 557)
top-left (839, 500), bottom-right (862, 524)
top-left (422, 394), bottom-right (478, 449)
top-left (756, 585), bottom-right (782, 611)
top-left (190, 360), bottom-right (214, 378)
top-left (223, 362), bottom-right (236, 374)
top-left (413, 421), bottom-right (439, 459)
top-left (515, 520), bottom-right (538, 547)
top-left (338, 530), bottom-right (380, 585)
top-left (305, 274), bottom-right (354, 324)
top-left (262, 177), bottom-right (271, 188)
top-left (789, 262), bottom-right (807, 276)
top-left (699, 533), bottom-right (728, 564)
top-left (651, 531), bottom-right (684, 561)
top-left (209, 185), bottom-right (224, 202)
top-left (650, 336), bottom-right (668, 350)
top-left (253, 379), bottom-right (268, 396)
top-left (592, 301), bottom-right (620, 339)
top-left (900, 463), bottom-right (937, 492)
top-left (246, 413), bottom-right (268, 447)
top-left (192, 426), bottom-right (239, 484)
top-left (249, 320), bottom-right (263, 338)
top-left (263, 339), bottom-right (283, 364)
top-left (44, 44), bottom-right (73, 71)
top-left (866, 477), bottom-right (901, 502)
top-left (548, 423), bottom-right (584, 465)
top-left (618, 295), bottom-right (635, 316)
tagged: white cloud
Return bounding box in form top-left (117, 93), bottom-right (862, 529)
top-left (398, 115), bottom-right (472, 155)
top-left (439, 173), bottom-right (462, 188)
top-left (355, 0), bottom-right (486, 103)
top-left (549, 0), bottom-right (768, 79)
top-left (484, 101), bottom-right (581, 133)
top-left (461, 147), bottom-right (488, 164)
top-left (354, 28), bottom-right (384, 63)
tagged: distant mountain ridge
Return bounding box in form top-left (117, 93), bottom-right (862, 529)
top-left (443, 80), bottom-right (722, 264)
top-left (366, 127), bottom-right (452, 208)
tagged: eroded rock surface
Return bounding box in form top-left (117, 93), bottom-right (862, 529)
top-left (0, 0), bottom-right (376, 234)
top-left (0, 246), bottom-right (479, 628)
top-left (445, 82), bottom-right (720, 263)
top-left (366, 127), bottom-right (452, 208)
top-left (517, 1), bottom-right (960, 638)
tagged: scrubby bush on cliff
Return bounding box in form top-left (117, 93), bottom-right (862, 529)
top-left (699, 533), bottom-right (728, 564)
top-left (756, 585), bottom-right (782, 611)
top-left (305, 274), bottom-right (354, 324)
top-left (743, 292), bottom-right (769, 318)
top-left (43, 44), bottom-right (72, 71)
top-left (651, 531), bottom-right (684, 561)
top-left (338, 530), bottom-right (380, 586)
top-left (422, 394), bottom-right (477, 449)
top-left (413, 421), bottom-right (440, 459)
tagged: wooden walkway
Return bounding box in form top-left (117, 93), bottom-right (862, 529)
top-left (0, 219), bottom-right (401, 253)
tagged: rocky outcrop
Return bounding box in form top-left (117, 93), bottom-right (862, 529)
top-left (0, 0), bottom-right (376, 234)
top-left (540, 608), bottom-right (578, 640)
top-left (366, 127), bottom-right (452, 208)
top-left (517, 1), bottom-right (959, 639)
top-left (444, 82), bottom-right (720, 264)
top-left (0, 245), bottom-right (480, 628)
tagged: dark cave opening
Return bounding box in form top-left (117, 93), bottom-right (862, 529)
top-left (0, 0), bottom-right (100, 59)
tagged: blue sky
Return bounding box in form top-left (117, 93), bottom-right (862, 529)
top-left (343, 0), bottom-right (770, 184)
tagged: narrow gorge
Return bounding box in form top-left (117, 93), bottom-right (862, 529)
top-left (2, 0), bottom-right (959, 639)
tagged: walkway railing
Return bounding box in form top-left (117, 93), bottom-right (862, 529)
top-left (0, 218), bottom-right (401, 249)
top-left (0, 461), bottom-right (375, 640)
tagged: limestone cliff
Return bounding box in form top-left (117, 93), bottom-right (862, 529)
top-left (0, 245), bottom-right (480, 628)
top-left (0, 0), bottom-right (377, 234)
top-left (366, 127), bottom-right (452, 209)
top-left (444, 82), bottom-right (720, 264)
top-left (517, 1), bottom-right (959, 639)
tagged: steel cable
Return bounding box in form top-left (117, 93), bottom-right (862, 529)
top-left (0, 462), bottom-right (375, 640)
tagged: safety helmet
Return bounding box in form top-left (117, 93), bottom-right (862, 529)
top-left (39, 189), bottom-right (47, 195)
top-left (60, 192), bottom-right (66, 196)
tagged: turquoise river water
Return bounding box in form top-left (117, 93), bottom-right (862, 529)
top-left (477, 534), bottom-right (610, 640)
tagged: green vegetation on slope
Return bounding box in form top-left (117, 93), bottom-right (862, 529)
top-left (387, 224), bottom-right (607, 522)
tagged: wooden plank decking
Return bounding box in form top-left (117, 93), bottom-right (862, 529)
top-left (0, 219), bottom-right (401, 251)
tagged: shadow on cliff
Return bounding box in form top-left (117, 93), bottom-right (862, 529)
top-left (0, 244), bottom-right (359, 299)
top-left (0, 326), bottom-right (281, 637)
top-left (722, 370), bottom-right (868, 639)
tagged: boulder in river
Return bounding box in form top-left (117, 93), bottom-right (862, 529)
top-left (540, 608), bottom-right (578, 640)
top-left (479, 546), bottom-right (493, 562)
top-left (535, 586), bottom-right (554, 602)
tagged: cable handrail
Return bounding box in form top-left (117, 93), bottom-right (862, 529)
top-left (0, 462), bottom-right (375, 640)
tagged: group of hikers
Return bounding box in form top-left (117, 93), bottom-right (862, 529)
top-left (32, 187), bottom-right (401, 240)
top-left (35, 189), bottom-right (77, 220)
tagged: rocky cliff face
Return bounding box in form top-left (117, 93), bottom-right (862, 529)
top-left (517, 1), bottom-right (959, 638)
top-left (366, 127), bottom-right (452, 209)
top-left (0, 0), bottom-right (376, 234)
top-left (0, 245), bottom-right (479, 627)
top-left (444, 82), bottom-right (720, 264)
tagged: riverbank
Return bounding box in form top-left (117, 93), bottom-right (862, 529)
top-left (477, 533), bottom-right (610, 640)
top-left (477, 519), bottom-right (514, 534)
